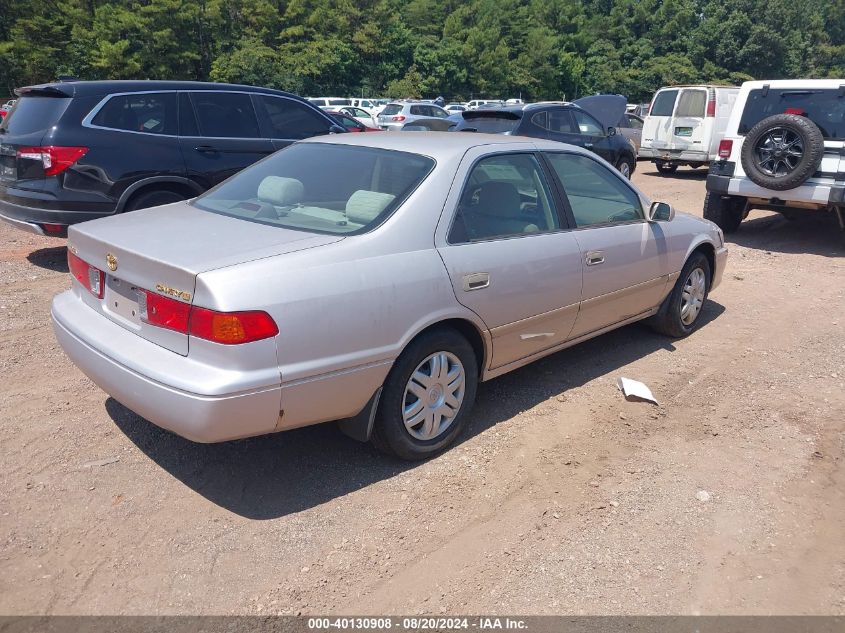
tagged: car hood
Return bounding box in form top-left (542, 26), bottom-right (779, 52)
top-left (573, 94), bottom-right (627, 130)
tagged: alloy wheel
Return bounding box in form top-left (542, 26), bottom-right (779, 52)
top-left (755, 127), bottom-right (804, 177)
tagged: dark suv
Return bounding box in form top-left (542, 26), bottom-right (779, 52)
top-left (451, 95), bottom-right (637, 178)
top-left (0, 81), bottom-right (342, 236)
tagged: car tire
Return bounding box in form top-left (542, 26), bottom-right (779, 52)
top-left (740, 113), bottom-right (824, 191)
top-left (371, 328), bottom-right (478, 461)
top-left (648, 251), bottom-right (712, 338)
top-left (655, 161), bottom-right (678, 174)
top-left (703, 191), bottom-right (744, 233)
top-left (125, 188), bottom-right (188, 212)
top-left (616, 156), bottom-right (635, 179)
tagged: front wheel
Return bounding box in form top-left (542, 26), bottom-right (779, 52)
top-left (648, 252), bottom-right (712, 338)
top-left (616, 156), bottom-right (635, 179)
top-left (655, 161), bottom-right (678, 174)
top-left (371, 328), bottom-right (478, 460)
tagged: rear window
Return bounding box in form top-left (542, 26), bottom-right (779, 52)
top-left (650, 90), bottom-right (678, 117)
top-left (460, 114), bottom-right (519, 134)
top-left (739, 88), bottom-right (845, 140)
top-left (192, 143), bottom-right (435, 235)
top-left (381, 104), bottom-right (402, 116)
top-left (0, 96), bottom-right (71, 135)
top-left (675, 89), bottom-right (707, 118)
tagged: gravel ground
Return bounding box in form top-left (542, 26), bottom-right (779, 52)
top-left (1, 164), bottom-right (843, 615)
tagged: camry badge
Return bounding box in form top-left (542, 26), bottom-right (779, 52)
top-left (106, 253), bottom-right (118, 271)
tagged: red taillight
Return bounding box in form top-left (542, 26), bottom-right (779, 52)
top-left (43, 223), bottom-right (65, 234)
top-left (392, 115), bottom-right (406, 122)
top-left (190, 307), bottom-right (279, 345)
top-left (139, 290), bottom-right (278, 344)
top-left (16, 146), bottom-right (88, 177)
top-left (718, 139), bottom-right (733, 159)
top-left (67, 250), bottom-right (104, 298)
top-left (706, 99), bottom-right (716, 117)
top-left (785, 107), bottom-right (805, 115)
top-left (139, 290), bottom-right (191, 334)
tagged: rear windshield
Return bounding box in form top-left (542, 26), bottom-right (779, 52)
top-left (675, 89), bottom-right (707, 117)
top-left (192, 143), bottom-right (435, 235)
top-left (650, 90), bottom-right (678, 117)
top-left (739, 88), bottom-right (845, 140)
top-left (380, 104), bottom-right (402, 116)
top-left (0, 96), bottom-right (71, 135)
top-left (459, 114), bottom-right (519, 134)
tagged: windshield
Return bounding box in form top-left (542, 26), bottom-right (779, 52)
top-left (192, 143), bottom-right (435, 235)
top-left (739, 88), bottom-right (845, 140)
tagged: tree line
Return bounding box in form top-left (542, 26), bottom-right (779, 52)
top-left (1, 0), bottom-right (843, 102)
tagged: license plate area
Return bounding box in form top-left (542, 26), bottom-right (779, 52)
top-left (103, 276), bottom-right (143, 328)
top-left (675, 127), bottom-right (693, 137)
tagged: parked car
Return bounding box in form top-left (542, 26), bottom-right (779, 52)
top-left (0, 99), bottom-right (15, 119)
top-left (445, 103), bottom-right (467, 113)
top-left (349, 98), bottom-right (380, 115)
top-left (705, 78), bottom-right (845, 237)
top-left (639, 85), bottom-right (739, 174)
top-left (618, 113), bottom-right (644, 152)
top-left (377, 102), bottom-right (450, 131)
top-left (51, 132), bottom-right (727, 460)
top-left (465, 99), bottom-right (501, 110)
top-left (452, 96), bottom-right (638, 178)
top-left (325, 110), bottom-right (380, 132)
top-left (308, 97), bottom-right (352, 108)
top-left (338, 105), bottom-right (379, 129)
top-left (0, 80), bottom-right (343, 237)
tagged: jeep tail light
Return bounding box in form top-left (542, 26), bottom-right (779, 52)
top-left (16, 146), bottom-right (88, 176)
top-left (718, 139), bottom-right (733, 159)
top-left (67, 250), bottom-right (104, 298)
top-left (784, 108), bottom-right (805, 115)
top-left (139, 290), bottom-right (278, 344)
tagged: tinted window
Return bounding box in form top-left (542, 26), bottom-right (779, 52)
top-left (91, 93), bottom-right (176, 135)
top-left (0, 96), bottom-right (71, 134)
top-left (572, 110), bottom-right (604, 135)
top-left (450, 153), bottom-right (559, 243)
top-left (429, 107), bottom-right (448, 118)
top-left (410, 106), bottom-right (424, 116)
top-left (327, 99), bottom-right (351, 106)
top-left (381, 104), bottom-right (402, 116)
top-left (193, 144), bottom-right (433, 235)
top-left (258, 96), bottom-right (331, 139)
top-left (190, 92), bottom-right (260, 138)
top-left (460, 114), bottom-right (519, 133)
top-left (626, 115), bottom-right (643, 129)
top-left (739, 88), bottom-right (845, 140)
top-left (650, 89), bottom-right (678, 117)
top-left (548, 110), bottom-right (576, 133)
top-left (336, 114), bottom-right (363, 130)
top-left (546, 153), bottom-right (642, 227)
top-left (179, 92), bottom-right (198, 136)
top-left (675, 89), bottom-right (707, 117)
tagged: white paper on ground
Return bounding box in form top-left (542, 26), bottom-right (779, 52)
top-left (617, 377), bottom-right (659, 405)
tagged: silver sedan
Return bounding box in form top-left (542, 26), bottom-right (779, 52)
top-left (52, 133), bottom-right (727, 460)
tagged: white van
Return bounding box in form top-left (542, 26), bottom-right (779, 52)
top-left (465, 99), bottom-right (502, 110)
top-left (640, 85), bottom-right (739, 174)
top-left (308, 97), bottom-right (352, 108)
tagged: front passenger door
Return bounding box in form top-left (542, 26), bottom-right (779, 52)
top-left (544, 152), bottom-right (669, 339)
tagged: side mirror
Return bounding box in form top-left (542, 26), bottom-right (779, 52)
top-left (607, 126), bottom-right (617, 137)
top-left (648, 201), bottom-right (675, 222)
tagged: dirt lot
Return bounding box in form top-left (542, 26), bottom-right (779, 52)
top-left (1, 166), bottom-right (843, 615)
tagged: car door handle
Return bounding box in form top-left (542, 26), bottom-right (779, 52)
top-left (194, 145), bottom-right (220, 154)
top-left (585, 251), bottom-right (605, 266)
top-left (462, 272), bottom-right (490, 291)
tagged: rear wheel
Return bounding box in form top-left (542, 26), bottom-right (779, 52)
top-left (125, 188), bottom-right (188, 212)
top-left (703, 191), bottom-right (744, 232)
top-left (655, 161), bottom-right (678, 174)
top-left (616, 156), bottom-right (635, 179)
top-left (371, 328), bottom-right (478, 460)
top-left (648, 252), bottom-right (712, 338)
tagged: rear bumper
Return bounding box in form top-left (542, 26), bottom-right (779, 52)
top-left (639, 147), bottom-right (710, 163)
top-left (51, 290), bottom-right (282, 443)
top-left (0, 194), bottom-right (111, 235)
top-left (706, 175), bottom-right (845, 207)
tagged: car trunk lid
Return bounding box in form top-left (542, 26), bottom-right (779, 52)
top-left (573, 94), bottom-right (627, 131)
top-left (68, 202), bottom-right (344, 355)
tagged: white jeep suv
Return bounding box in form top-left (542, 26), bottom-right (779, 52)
top-left (705, 79), bottom-right (845, 237)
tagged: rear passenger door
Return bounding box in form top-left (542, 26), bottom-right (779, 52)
top-left (254, 95), bottom-right (335, 150)
top-left (178, 91), bottom-right (274, 188)
top-left (544, 151), bottom-right (670, 338)
top-left (436, 148), bottom-right (583, 370)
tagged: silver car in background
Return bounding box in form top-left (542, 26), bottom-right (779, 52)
top-left (52, 133), bottom-right (727, 460)
top-left (377, 102), bottom-right (450, 131)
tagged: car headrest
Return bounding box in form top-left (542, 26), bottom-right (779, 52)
top-left (346, 190), bottom-right (396, 225)
top-left (476, 181), bottom-right (520, 218)
top-left (257, 177), bottom-right (304, 206)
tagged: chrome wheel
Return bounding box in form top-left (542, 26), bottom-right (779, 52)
top-left (755, 127), bottom-right (803, 177)
top-left (680, 267), bottom-right (706, 325)
top-left (403, 351), bottom-right (465, 441)
top-left (619, 161), bottom-right (631, 179)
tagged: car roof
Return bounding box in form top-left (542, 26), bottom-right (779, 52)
top-left (301, 130), bottom-right (589, 159)
top-left (15, 80), bottom-right (302, 99)
top-left (739, 79), bottom-right (845, 90)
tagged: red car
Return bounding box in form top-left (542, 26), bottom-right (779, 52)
top-left (324, 110), bottom-right (381, 133)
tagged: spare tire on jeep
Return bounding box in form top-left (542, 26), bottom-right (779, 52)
top-left (740, 113), bottom-right (824, 191)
